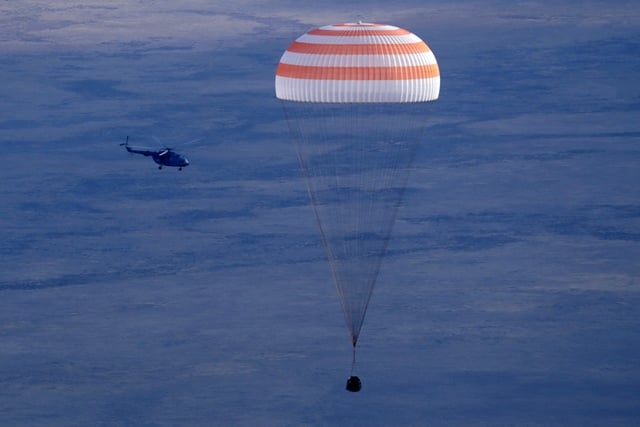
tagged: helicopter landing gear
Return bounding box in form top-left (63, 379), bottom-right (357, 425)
top-left (158, 165), bottom-right (162, 170)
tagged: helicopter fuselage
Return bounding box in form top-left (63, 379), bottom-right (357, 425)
top-left (121, 141), bottom-right (190, 170)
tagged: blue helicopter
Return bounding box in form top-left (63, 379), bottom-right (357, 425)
top-left (120, 136), bottom-right (190, 170)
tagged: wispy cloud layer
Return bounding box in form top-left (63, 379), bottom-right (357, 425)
top-left (1, 2), bottom-right (639, 425)
top-left (1, 1), bottom-right (270, 52)
top-left (5, 1), bottom-right (637, 53)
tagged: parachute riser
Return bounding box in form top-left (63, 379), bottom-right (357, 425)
top-left (350, 344), bottom-right (357, 375)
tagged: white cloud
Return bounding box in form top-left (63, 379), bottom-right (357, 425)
top-left (0, 1), bottom-right (269, 52)
top-left (3, 1), bottom-right (638, 53)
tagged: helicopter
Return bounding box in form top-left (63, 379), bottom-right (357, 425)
top-left (120, 136), bottom-right (190, 170)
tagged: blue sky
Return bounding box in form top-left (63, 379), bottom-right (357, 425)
top-left (1, 1), bottom-right (639, 426)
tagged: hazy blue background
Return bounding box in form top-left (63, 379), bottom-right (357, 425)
top-left (1, 1), bottom-right (639, 425)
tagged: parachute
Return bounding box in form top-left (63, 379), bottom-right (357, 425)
top-left (275, 22), bottom-right (440, 389)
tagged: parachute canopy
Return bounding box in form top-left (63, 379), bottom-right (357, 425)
top-left (275, 22), bottom-right (440, 103)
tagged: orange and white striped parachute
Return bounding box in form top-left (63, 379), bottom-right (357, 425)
top-left (276, 23), bottom-right (440, 384)
top-left (275, 22), bottom-right (440, 103)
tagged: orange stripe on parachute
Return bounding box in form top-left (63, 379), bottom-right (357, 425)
top-left (331, 23), bottom-right (386, 27)
top-left (276, 63), bottom-right (440, 80)
top-left (286, 41), bottom-right (430, 55)
top-left (307, 28), bottom-right (411, 37)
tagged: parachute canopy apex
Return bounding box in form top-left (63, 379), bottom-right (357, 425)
top-left (275, 22), bottom-right (440, 103)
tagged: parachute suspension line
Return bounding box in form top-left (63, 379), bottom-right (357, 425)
top-left (283, 102), bottom-right (356, 333)
top-left (322, 105), bottom-right (352, 329)
top-left (282, 101), bottom-right (433, 363)
top-left (350, 342), bottom-right (357, 375)
top-left (345, 103), bottom-right (421, 343)
top-left (283, 102), bottom-right (339, 283)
